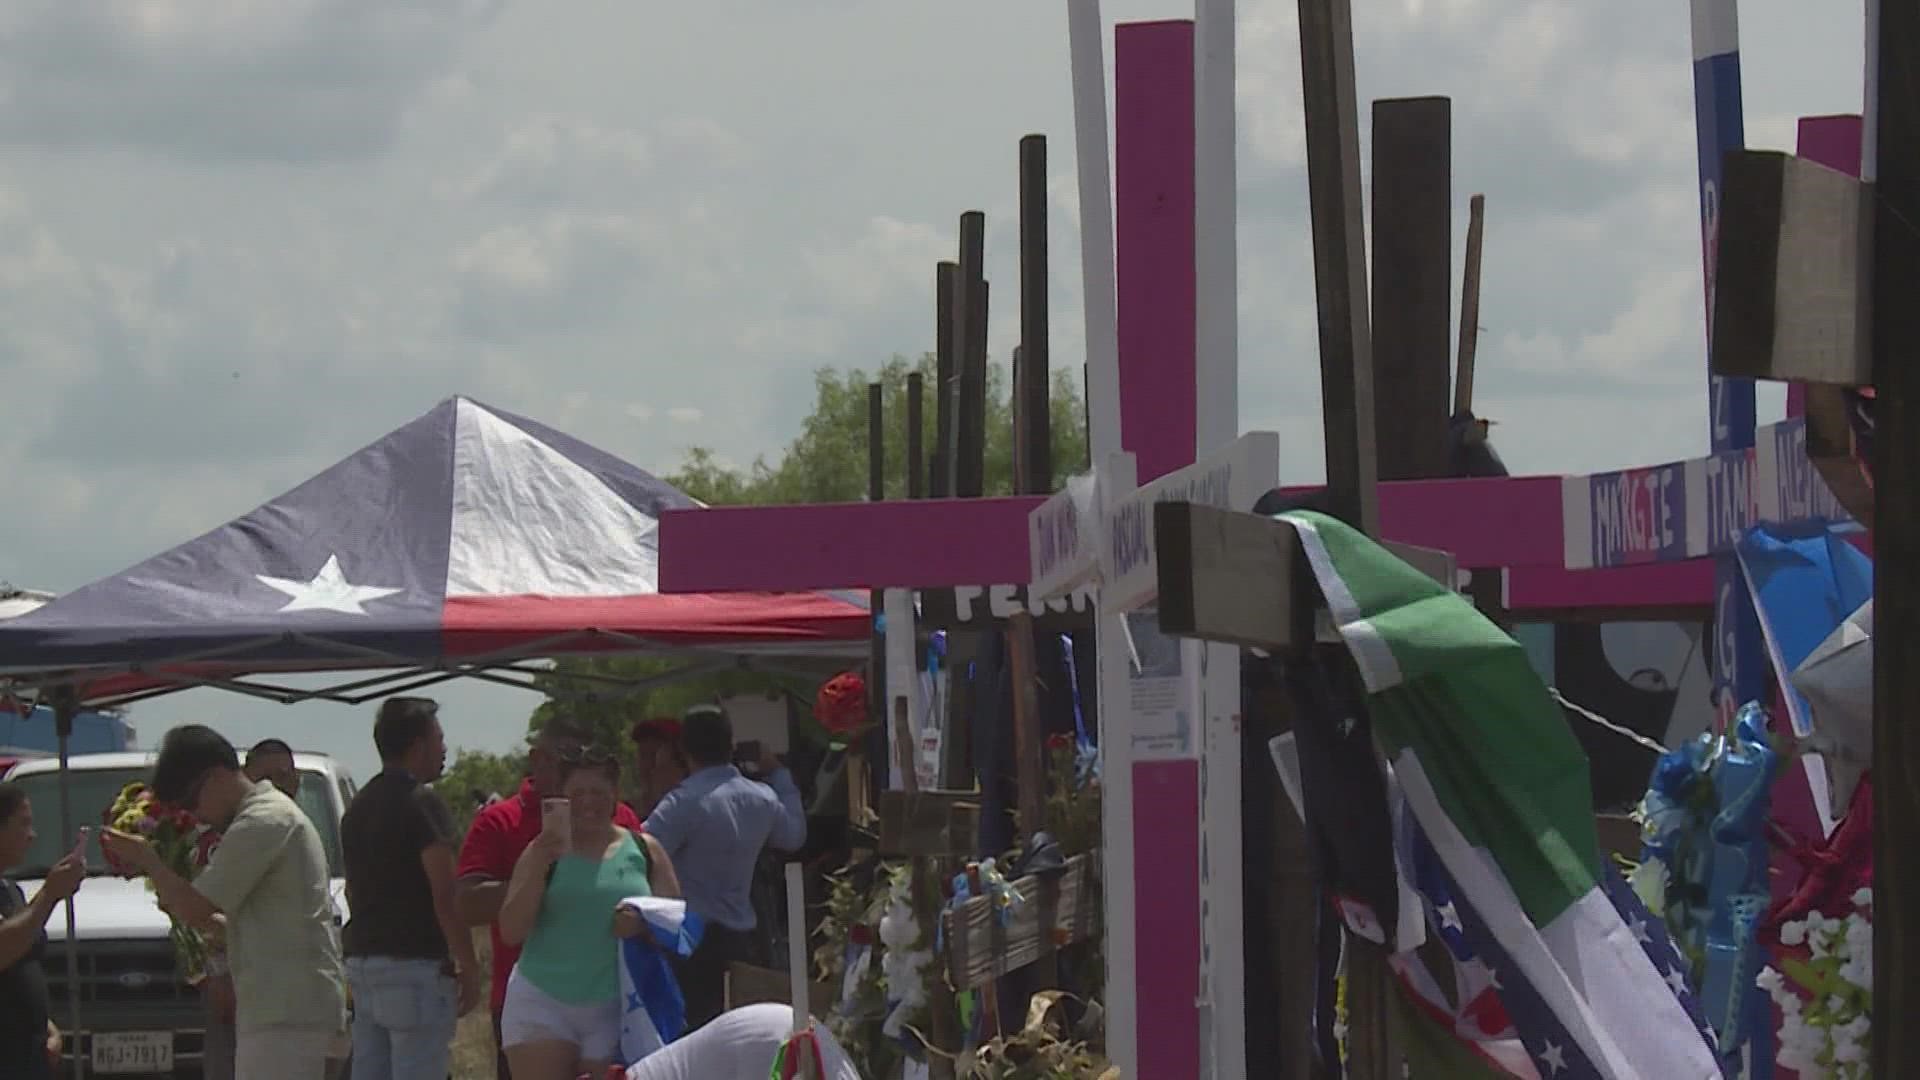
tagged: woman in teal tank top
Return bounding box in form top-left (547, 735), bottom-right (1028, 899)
top-left (498, 748), bottom-right (680, 1080)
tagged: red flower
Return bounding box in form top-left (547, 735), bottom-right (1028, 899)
top-left (814, 671), bottom-right (868, 737)
top-left (849, 924), bottom-right (874, 946)
top-left (1046, 733), bottom-right (1072, 752)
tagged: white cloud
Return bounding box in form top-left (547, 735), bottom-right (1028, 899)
top-left (0, 0), bottom-right (505, 160)
top-left (462, 116), bottom-right (653, 205)
top-left (450, 211), bottom-right (660, 335)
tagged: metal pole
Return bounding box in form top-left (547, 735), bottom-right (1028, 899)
top-left (53, 688), bottom-right (82, 1080)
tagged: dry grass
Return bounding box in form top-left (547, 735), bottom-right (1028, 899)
top-left (450, 938), bottom-right (497, 1080)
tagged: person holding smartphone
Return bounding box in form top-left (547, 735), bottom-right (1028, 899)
top-left (496, 747), bottom-right (679, 1080)
top-left (456, 718), bottom-right (647, 1079)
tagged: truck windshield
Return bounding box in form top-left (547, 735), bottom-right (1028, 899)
top-left (6, 766), bottom-right (345, 879)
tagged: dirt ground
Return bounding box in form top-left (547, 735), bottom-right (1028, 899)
top-left (448, 938), bottom-right (497, 1080)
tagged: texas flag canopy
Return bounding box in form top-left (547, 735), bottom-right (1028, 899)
top-left (0, 397), bottom-right (867, 696)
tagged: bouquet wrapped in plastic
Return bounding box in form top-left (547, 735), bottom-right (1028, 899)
top-left (101, 781), bottom-right (213, 984)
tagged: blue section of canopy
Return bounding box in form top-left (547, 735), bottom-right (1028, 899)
top-left (1735, 523), bottom-right (1873, 737)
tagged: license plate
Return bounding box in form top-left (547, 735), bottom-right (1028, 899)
top-left (91, 1031), bottom-right (174, 1074)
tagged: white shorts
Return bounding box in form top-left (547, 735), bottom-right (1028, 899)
top-left (500, 965), bottom-right (623, 1061)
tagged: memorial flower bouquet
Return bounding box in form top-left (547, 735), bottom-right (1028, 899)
top-left (1757, 888), bottom-right (1873, 1078)
top-left (101, 781), bottom-right (213, 983)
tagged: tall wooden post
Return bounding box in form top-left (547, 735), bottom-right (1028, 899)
top-left (1455, 194), bottom-right (1488, 416)
top-left (1297, 0), bottom-right (1391, 1075)
top-left (1020, 134), bottom-right (1053, 492)
top-left (934, 262), bottom-right (959, 499)
top-left (1296, 0), bottom-right (1380, 537)
top-left (908, 372), bottom-right (926, 501)
top-left (1870, 0), bottom-right (1918, 1072)
top-left (1370, 96), bottom-right (1452, 481)
top-left (956, 212), bottom-right (989, 498)
top-left (868, 384), bottom-right (890, 793)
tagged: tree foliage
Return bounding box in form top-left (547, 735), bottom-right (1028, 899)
top-left (668, 353), bottom-right (1090, 505)
top-left (432, 747), bottom-right (527, 839)
top-left (510, 356), bottom-right (1089, 757)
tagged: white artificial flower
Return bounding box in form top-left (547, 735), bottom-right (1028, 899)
top-left (1756, 968), bottom-right (1784, 994)
top-left (1780, 920), bottom-right (1808, 947)
top-left (1853, 887), bottom-right (1873, 909)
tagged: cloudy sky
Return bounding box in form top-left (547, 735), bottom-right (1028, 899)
top-left (0, 0), bottom-right (1868, 782)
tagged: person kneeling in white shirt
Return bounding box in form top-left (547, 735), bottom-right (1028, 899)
top-left (624, 1004), bottom-right (860, 1080)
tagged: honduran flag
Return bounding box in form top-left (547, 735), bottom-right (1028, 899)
top-left (616, 896), bottom-right (704, 1066)
top-left (1280, 512), bottom-right (1724, 1080)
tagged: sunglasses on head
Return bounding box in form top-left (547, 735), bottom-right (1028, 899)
top-left (557, 745), bottom-right (616, 766)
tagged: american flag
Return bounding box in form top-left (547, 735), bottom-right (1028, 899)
top-left (1397, 819), bottom-right (1724, 1079)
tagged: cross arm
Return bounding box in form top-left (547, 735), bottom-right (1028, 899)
top-left (1154, 502), bottom-right (1457, 650)
top-left (1712, 149), bottom-right (1874, 387)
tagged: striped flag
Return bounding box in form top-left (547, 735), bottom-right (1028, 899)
top-left (617, 896), bottom-right (705, 1065)
top-left (1282, 511), bottom-right (1724, 1080)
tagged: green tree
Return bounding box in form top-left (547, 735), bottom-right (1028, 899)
top-left (519, 356), bottom-right (1088, 748)
top-left (668, 354), bottom-right (1089, 505)
top-left (432, 748), bottom-right (528, 838)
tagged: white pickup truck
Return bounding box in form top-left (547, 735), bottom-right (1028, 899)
top-left (4, 750), bottom-right (356, 1078)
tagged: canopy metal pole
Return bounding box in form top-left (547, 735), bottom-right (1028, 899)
top-left (52, 686), bottom-right (81, 1080)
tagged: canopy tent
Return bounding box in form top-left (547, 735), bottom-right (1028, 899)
top-left (0, 396), bottom-right (869, 709)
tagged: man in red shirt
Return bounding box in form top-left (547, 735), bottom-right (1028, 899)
top-left (455, 719), bottom-right (642, 1080)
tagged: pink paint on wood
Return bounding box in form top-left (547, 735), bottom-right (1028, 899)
top-left (1133, 758), bottom-right (1203, 1078)
top-left (655, 497), bottom-right (1044, 593)
top-left (1504, 559), bottom-right (1714, 611)
top-left (1280, 474), bottom-right (1566, 569)
top-left (1115, 22), bottom-right (1204, 1076)
top-left (1114, 20), bottom-right (1198, 485)
top-left (658, 476), bottom-right (1607, 595)
top-left (1796, 114), bottom-right (1864, 174)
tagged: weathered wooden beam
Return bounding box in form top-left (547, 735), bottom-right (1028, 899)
top-left (1804, 383), bottom-right (1874, 526)
top-left (957, 212), bottom-right (989, 498)
top-left (868, 383), bottom-right (889, 792)
top-left (1296, 0), bottom-right (1380, 538)
top-left (908, 371), bottom-right (926, 501)
top-left (941, 853), bottom-right (1097, 991)
top-left (1154, 502), bottom-right (1457, 649)
top-left (1712, 149), bottom-right (1873, 386)
top-left (934, 262), bottom-right (958, 499)
top-left (1455, 194), bottom-right (1487, 416)
top-left (1370, 96), bottom-right (1453, 481)
top-left (876, 790), bottom-right (982, 858)
top-left (1019, 134), bottom-right (1052, 493)
top-left (1872, 0), bottom-right (1920, 1072)
top-left (725, 962), bottom-right (839, 1016)
top-left (1154, 501), bottom-right (1305, 650)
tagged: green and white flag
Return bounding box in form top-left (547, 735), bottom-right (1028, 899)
top-left (1283, 511), bottom-right (1722, 1080)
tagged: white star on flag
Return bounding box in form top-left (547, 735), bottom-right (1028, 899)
top-left (1538, 1041), bottom-right (1568, 1075)
top-left (1630, 916), bottom-right (1652, 944)
top-left (1438, 901), bottom-right (1463, 932)
top-left (1665, 967), bottom-right (1689, 996)
top-left (257, 555), bottom-right (403, 615)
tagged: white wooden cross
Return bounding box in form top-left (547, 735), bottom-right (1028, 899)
top-left (1029, 433), bottom-right (1278, 1080)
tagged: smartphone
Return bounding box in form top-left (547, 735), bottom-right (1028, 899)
top-left (541, 798), bottom-right (571, 839)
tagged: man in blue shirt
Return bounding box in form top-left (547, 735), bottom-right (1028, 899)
top-left (644, 704), bottom-right (806, 1030)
